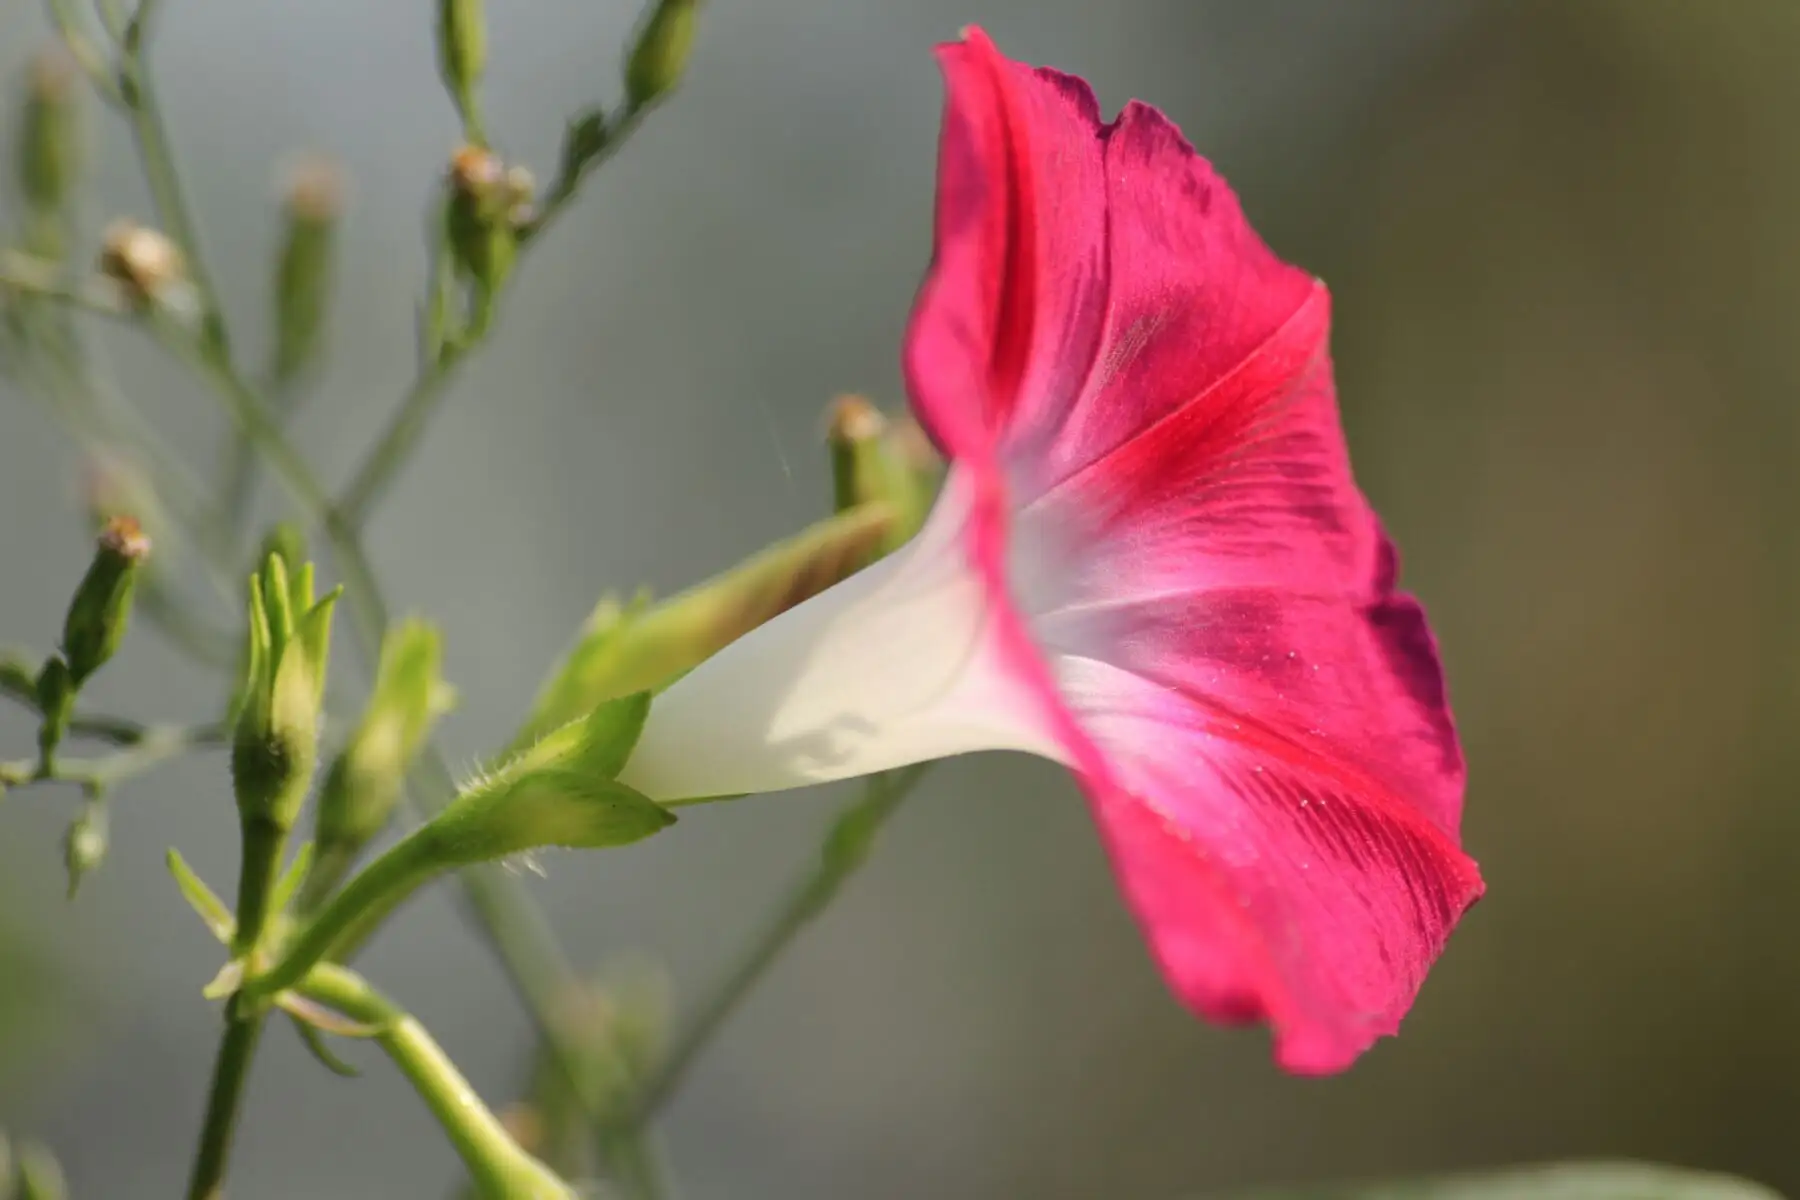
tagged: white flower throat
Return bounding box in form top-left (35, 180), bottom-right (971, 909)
top-left (616, 470), bottom-right (1072, 802)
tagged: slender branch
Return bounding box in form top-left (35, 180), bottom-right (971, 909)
top-left (298, 965), bottom-right (577, 1199)
top-left (117, 46), bottom-right (230, 352)
top-left (336, 361), bottom-right (461, 528)
top-left (0, 251), bottom-right (132, 319)
top-left (627, 766), bottom-right (928, 1124)
top-left (521, 104), bottom-right (648, 247)
top-left (185, 1003), bottom-right (265, 1200)
top-left (334, 104), bottom-right (651, 529)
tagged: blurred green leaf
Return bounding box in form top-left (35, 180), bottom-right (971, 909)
top-left (1228, 1163), bottom-right (1782, 1200)
top-left (0, 906), bottom-right (66, 1081)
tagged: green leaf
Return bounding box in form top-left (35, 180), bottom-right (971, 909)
top-left (166, 848), bottom-right (234, 943)
top-left (1227, 1163), bottom-right (1783, 1200)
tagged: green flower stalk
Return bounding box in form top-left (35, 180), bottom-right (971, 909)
top-left (625, 0), bottom-right (702, 112)
top-left (246, 697), bottom-right (671, 1004)
top-left (270, 156), bottom-right (344, 388)
top-left (303, 619), bottom-right (455, 907)
top-left (231, 554), bottom-right (339, 954)
top-left (298, 965), bottom-right (576, 1199)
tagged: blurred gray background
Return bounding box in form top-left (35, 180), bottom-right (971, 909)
top-left (4, 0), bottom-right (1799, 1196)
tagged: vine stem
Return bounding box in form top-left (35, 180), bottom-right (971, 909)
top-left (298, 965), bottom-right (577, 1199)
top-left (185, 1003), bottom-right (265, 1200)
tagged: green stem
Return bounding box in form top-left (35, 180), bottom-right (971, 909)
top-left (232, 818), bottom-right (287, 957)
top-left (117, 50), bottom-right (229, 353)
top-left (0, 251), bottom-right (131, 319)
top-left (628, 767), bottom-right (927, 1123)
top-left (184, 1004), bottom-right (266, 1200)
top-left (245, 823), bottom-right (444, 1003)
top-left (298, 965), bottom-right (576, 1199)
top-left (337, 358), bottom-right (462, 528)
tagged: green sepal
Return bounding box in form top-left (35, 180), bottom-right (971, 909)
top-left (287, 1008), bottom-right (363, 1078)
top-left (428, 770), bottom-right (673, 865)
top-left (516, 504), bottom-right (892, 747)
top-left (166, 848), bottom-right (235, 943)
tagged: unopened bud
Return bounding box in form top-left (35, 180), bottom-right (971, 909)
top-left (824, 395), bottom-right (932, 557)
top-left (436, 0), bottom-right (487, 135)
top-left (232, 555), bottom-right (339, 833)
top-left (16, 48), bottom-right (83, 254)
top-left (306, 620), bottom-right (453, 905)
top-left (61, 515), bottom-right (149, 688)
top-left (445, 145), bottom-right (521, 294)
top-left (63, 797), bottom-right (107, 899)
top-left (826, 394), bottom-right (889, 513)
top-left (518, 505), bottom-right (893, 740)
top-left (625, 0), bottom-right (701, 111)
top-left (271, 156), bottom-right (344, 385)
top-left (98, 220), bottom-right (188, 308)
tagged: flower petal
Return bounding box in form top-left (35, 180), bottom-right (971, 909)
top-left (1026, 293), bottom-right (1466, 835)
top-left (905, 27), bottom-right (1317, 498)
top-left (1074, 683), bottom-right (1483, 1072)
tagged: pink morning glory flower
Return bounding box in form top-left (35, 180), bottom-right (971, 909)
top-left (618, 27), bottom-right (1484, 1073)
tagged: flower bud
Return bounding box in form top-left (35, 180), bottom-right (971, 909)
top-left (824, 396), bottom-right (936, 557)
top-left (271, 156), bottom-right (344, 386)
top-left (60, 515), bottom-right (149, 689)
top-left (826, 394), bottom-right (889, 513)
top-left (515, 504), bottom-right (893, 747)
top-left (625, 0), bottom-right (701, 112)
top-left (445, 145), bottom-right (520, 296)
top-left (62, 796), bottom-right (107, 899)
top-left (232, 555), bottom-right (339, 835)
top-left (15, 49), bottom-right (82, 258)
top-left (98, 220), bottom-right (190, 310)
top-left (306, 620), bottom-right (454, 904)
top-left (436, 0), bottom-right (487, 135)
